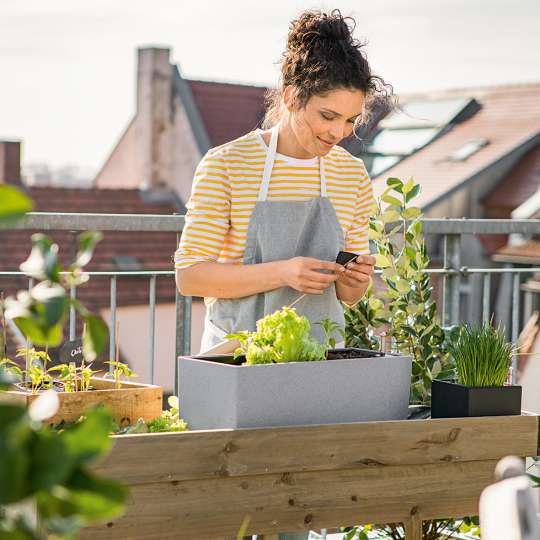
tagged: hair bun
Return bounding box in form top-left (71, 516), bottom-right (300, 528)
top-left (262, 8), bottom-right (395, 130)
top-left (286, 10), bottom-right (355, 56)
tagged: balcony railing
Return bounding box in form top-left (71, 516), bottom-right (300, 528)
top-left (3, 213), bottom-right (540, 391)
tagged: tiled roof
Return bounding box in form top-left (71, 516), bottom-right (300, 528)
top-left (0, 186), bottom-right (180, 358)
top-left (373, 82), bottom-right (540, 210)
top-left (483, 143), bottom-right (540, 216)
top-left (0, 187), bottom-right (180, 309)
top-left (187, 79), bottom-right (267, 147)
top-left (493, 239), bottom-right (540, 264)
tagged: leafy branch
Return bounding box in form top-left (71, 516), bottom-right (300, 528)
top-left (344, 177), bottom-right (454, 404)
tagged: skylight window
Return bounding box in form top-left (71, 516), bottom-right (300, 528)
top-left (379, 97), bottom-right (476, 129)
top-left (370, 156), bottom-right (401, 177)
top-left (448, 138), bottom-right (489, 162)
top-left (369, 128), bottom-right (439, 156)
top-left (360, 96), bottom-right (480, 178)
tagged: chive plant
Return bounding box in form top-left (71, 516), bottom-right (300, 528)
top-left (448, 324), bottom-right (515, 387)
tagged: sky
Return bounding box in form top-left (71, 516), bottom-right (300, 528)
top-left (1, 0), bottom-right (539, 172)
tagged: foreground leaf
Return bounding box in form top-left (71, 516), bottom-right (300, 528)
top-left (0, 185), bottom-right (33, 227)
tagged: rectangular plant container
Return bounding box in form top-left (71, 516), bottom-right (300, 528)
top-left (179, 348), bottom-right (412, 429)
top-left (431, 379), bottom-right (522, 418)
top-left (0, 377), bottom-right (163, 425)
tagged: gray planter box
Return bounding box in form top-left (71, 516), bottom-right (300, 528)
top-left (179, 349), bottom-right (412, 429)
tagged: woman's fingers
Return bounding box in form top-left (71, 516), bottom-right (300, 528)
top-left (300, 287), bottom-right (325, 295)
top-left (307, 258), bottom-right (344, 274)
top-left (305, 269), bottom-right (341, 284)
top-left (338, 258), bottom-right (375, 287)
top-left (339, 273), bottom-right (369, 287)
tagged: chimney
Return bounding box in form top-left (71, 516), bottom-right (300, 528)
top-left (0, 140), bottom-right (22, 185)
top-left (136, 47), bottom-right (173, 192)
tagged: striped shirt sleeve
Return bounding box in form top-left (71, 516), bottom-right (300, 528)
top-left (344, 161), bottom-right (374, 255)
top-left (174, 151), bottom-right (231, 269)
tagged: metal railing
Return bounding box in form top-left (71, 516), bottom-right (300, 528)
top-left (3, 213), bottom-right (540, 390)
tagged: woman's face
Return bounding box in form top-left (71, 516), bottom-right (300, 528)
top-left (285, 86), bottom-right (366, 157)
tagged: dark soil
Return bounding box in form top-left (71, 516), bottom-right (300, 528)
top-left (326, 348), bottom-right (385, 360)
top-left (195, 348), bottom-right (386, 365)
top-left (13, 381), bottom-right (92, 393)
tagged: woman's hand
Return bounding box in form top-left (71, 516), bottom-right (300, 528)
top-left (280, 256), bottom-right (345, 294)
top-left (337, 255), bottom-right (376, 288)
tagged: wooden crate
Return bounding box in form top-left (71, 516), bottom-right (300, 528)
top-left (82, 413), bottom-right (540, 540)
top-left (0, 377), bottom-right (162, 425)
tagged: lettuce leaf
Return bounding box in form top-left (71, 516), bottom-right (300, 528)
top-left (227, 307), bottom-right (326, 365)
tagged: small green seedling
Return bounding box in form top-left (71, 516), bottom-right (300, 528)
top-left (145, 396), bottom-right (188, 433)
top-left (15, 347), bottom-right (53, 394)
top-left (105, 359), bottom-right (136, 389)
top-left (48, 361), bottom-right (78, 392)
top-left (79, 360), bottom-right (99, 391)
top-left (316, 318), bottom-right (346, 350)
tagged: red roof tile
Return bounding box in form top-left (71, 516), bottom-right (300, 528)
top-left (188, 80), bottom-right (267, 146)
top-left (1, 187), bottom-right (179, 308)
top-left (0, 186), bottom-right (180, 359)
top-left (493, 239), bottom-right (540, 263)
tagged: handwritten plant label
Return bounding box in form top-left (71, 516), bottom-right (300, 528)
top-left (59, 338), bottom-right (84, 364)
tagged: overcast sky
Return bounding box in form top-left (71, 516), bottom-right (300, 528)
top-left (1, 0), bottom-right (539, 171)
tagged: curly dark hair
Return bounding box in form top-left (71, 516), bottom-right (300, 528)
top-left (263, 9), bottom-right (395, 131)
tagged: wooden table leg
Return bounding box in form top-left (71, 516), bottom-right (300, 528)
top-left (404, 506), bottom-right (422, 540)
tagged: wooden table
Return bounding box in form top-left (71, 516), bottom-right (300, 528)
top-left (83, 414), bottom-right (540, 540)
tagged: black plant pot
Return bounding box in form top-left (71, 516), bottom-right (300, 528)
top-left (431, 379), bottom-right (522, 418)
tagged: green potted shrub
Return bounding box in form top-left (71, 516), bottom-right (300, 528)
top-left (179, 307), bottom-right (412, 429)
top-left (431, 323), bottom-right (522, 418)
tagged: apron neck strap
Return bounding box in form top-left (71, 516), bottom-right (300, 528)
top-left (258, 124), bottom-right (327, 201)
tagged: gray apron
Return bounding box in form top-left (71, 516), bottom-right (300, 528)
top-left (200, 124), bottom-right (345, 354)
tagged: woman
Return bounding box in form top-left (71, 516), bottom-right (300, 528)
top-left (175, 10), bottom-right (392, 354)
top-left (175, 8), bottom-right (393, 540)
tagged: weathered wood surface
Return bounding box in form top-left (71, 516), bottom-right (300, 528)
top-left (82, 415), bottom-right (540, 540)
top-left (0, 377), bottom-right (162, 424)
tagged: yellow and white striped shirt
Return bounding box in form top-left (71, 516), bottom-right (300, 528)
top-left (174, 131), bottom-right (374, 269)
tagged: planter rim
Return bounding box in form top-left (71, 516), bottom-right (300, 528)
top-left (433, 379), bottom-right (521, 390)
top-left (5, 376), bottom-right (162, 396)
top-left (181, 352), bottom-right (410, 369)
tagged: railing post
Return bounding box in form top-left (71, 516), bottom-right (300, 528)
top-left (443, 234), bottom-right (461, 326)
top-left (148, 275), bottom-right (156, 384)
top-left (482, 273), bottom-right (491, 324)
top-left (183, 295), bottom-right (192, 356)
top-left (175, 289), bottom-right (184, 397)
top-left (69, 284), bottom-right (76, 341)
top-left (511, 272), bottom-right (520, 384)
top-left (109, 276), bottom-right (117, 372)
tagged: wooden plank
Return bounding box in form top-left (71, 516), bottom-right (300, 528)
top-left (82, 460), bottom-right (496, 540)
top-left (93, 415), bottom-right (539, 483)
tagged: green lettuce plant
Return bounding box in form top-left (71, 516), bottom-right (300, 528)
top-left (226, 307), bottom-right (327, 364)
top-left (144, 396), bottom-right (188, 433)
